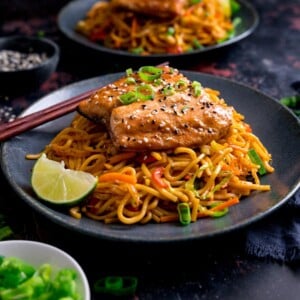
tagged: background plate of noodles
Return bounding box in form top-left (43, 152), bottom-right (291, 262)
top-left (1, 71), bottom-right (299, 243)
top-left (57, 0), bottom-right (259, 61)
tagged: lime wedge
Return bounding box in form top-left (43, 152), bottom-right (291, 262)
top-left (31, 153), bottom-right (98, 205)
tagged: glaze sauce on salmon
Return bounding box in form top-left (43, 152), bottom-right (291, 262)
top-left (77, 65), bottom-right (233, 151)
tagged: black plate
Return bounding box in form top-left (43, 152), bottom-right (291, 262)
top-left (1, 71), bottom-right (299, 243)
top-left (58, 0), bottom-right (259, 60)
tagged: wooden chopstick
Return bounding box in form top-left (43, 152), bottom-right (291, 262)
top-left (0, 63), bottom-right (171, 143)
top-left (0, 86), bottom-right (100, 142)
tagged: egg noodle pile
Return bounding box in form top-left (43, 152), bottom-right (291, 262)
top-left (75, 0), bottom-right (239, 55)
top-left (30, 86), bottom-right (274, 225)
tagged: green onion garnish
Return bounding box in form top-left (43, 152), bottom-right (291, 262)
top-left (131, 47), bottom-right (144, 54)
top-left (138, 66), bottom-right (163, 82)
top-left (162, 85), bottom-right (175, 96)
top-left (119, 91), bottom-right (138, 105)
top-left (167, 27), bottom-right (175, 36)
top-left (193, 39), bottom-right (203, 49)
top-left (136, 84), bottom-right (155, 101)
top-left (175, 80), bottom-right (188, 91)
top-left (177, 203), bottom-right (191, 225)
top-left (192, 81), bottom-right (202, 97)
top-left (126, 68), bottom-right (133, 76)
top-left (248, 149), bottom-right (267, 175)
top-left (125, 77), bottom-right (136, 85)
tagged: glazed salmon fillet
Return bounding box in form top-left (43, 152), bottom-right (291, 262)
top-left (110, 0), bottom-right (187, 18)
top-left (77, 65), bottom-right (233, 151)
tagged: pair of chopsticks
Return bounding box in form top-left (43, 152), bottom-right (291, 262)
top-left (0, 86), bottom-right (100, 142)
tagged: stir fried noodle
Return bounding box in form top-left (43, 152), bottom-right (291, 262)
top-left (31, 87), bottom-right (274, 225)
top-left (76, 0), bottom-right (237, 55)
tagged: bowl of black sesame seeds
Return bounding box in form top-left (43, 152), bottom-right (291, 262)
top-left (0, 35), bottom-right (59, 95)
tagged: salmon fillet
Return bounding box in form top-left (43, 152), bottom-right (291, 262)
top-left (77, 65), bottom-right (233, 151)
top-left (110, 0), bottom-right (187, 18)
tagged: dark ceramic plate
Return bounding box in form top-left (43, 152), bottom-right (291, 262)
top-left (57, 0), bottom-right (259, 60)
top-left (1, 71), bottom-right (300, 243)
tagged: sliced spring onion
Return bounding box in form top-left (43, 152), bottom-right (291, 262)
top-left (153, 78), bottom-right (163, 86)
top-left (119, 84), bottom-right (155, 104)
top-left (177, 203), bottom-right (191, 225)
top-left (0, 226), bottom-right (13, 241)
top-left (125, 77), bottom-right (136, 84)
top-left (94, 276), bottom-right (138, 296)
top-left (138, 66), bottom-right (162, 82)
top-left (126, 68), bottom-right (133, 76)
top-left (162, 85), bottom-right (175, 96)
top-left (211, 207), bottom-right (229, 218)
top-left (130, 47), bottom-right (144, 54)
top-left (136, 84), bottom-right (154, 100)
top-left (174, 80), bottom-right (188, 91)
top-left (193, 39), bottom-right (203, 49)
top-left (280, 95), bottom-right (300, 116)
top-left (167, 27), bottom-right (175, 36)
top-left (181, 106), bottom-right (190, 113)
top-left (230, 0), bottom-right (241, 14)
top-left (280, 95), bottom-right (300, 108)
top-left (119, 91), bottom-right (138, 105)
top-left (248, 149), bottom-right (267, 175)
top-left (192, 81), bottom-right (202, 97)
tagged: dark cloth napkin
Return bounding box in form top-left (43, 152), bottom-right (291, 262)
top-left (245, 188), bottom-right (300, 262)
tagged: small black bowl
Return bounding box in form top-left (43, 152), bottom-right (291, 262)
top-left (0, 35), bottom-right (60, 95)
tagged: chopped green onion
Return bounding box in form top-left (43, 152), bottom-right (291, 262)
top-left (119, 91), bottom-right (138, 105)
top-left (94, 276), bottom-right (138, 296)
top-left (126, 68), bottom-right (133, 76)
top-left (167, 27), bottom-right (175, 36)
top-left (177, 203), bottom-right (191, 225)
top-left (185, 160), bottom-right (206, 197)
top-left (125, 77), bottom-right (136, 85)
top-left (131, 47), bottom-right (144, 54)
top-left (192, 81), bottom-right (202, 97)
top-left (232, 17), bottom-right (242, 27)
top-left (193, 39), bottom-right (203, 49)
top-left (174, 80), bottom-right (188, 91)
top-left (248, 149), bottom-right (267, 175)
top-left (223, 17), bottom-right (241, 41)
top-left (0, 214), bottom-right (13, 241)
top-left (169, 67), bottom-right (175, 74)
top-left (280, 95), bottom-right (300, 108)
top-left (280, 94), bottom-right (300, 116)
top-left (136, 84), bottom-right (155, 101)
top-left (0, 258), bottom-right (81, 300)
top-left (230, 0), bottom-right (241, 14)
top-left (181, 106), bottom-right (190, 113)
top-left (153, 78), bottom-right (163, 86)
top-left (211, 207), bottom-right (229, 218)
top-left (138, 66), bottom-right (163, 82)
top-left (120, 84), bottom-right (155, 104)
top-left (0, 226), bottom-right (13, 241)
top-left (162, 85), bottom-right (175, 96)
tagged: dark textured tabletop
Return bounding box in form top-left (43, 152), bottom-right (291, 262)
top-left (0, 1), bottom-right (300, 299)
